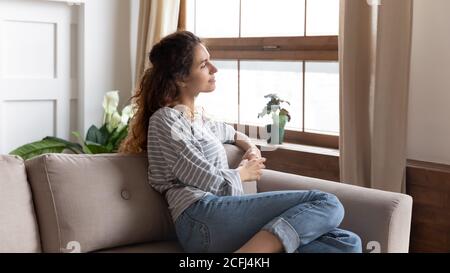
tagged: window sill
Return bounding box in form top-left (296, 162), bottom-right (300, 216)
top-left (249, 138), bottom-right (339, 157)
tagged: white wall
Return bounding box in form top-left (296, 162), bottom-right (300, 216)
top-left (407, 0), bottom-right (450, 165)
top-left (80, 0), bottom-right (138, 134)
top-left (130, 0), bottom-right (139, 88)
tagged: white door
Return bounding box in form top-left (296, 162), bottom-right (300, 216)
top-left (0, 0), bottom-right (79, 154)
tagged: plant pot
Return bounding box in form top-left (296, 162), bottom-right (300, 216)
top-left (266, 124), bottom-right (286, 144)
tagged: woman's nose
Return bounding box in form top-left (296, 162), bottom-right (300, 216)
top-left (210, 63), bottom-right (218, 74)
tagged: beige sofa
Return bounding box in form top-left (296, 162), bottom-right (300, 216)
top-left (0, 144), bottom-right (413, 253)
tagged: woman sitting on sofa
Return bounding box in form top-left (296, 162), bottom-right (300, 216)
top-left (119, 30), bottom-right (362, 253)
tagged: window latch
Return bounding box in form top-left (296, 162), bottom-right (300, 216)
top-left (262, 45), bottom-right (280, 51)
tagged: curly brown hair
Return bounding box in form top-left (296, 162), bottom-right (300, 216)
top-left (119, 31), bottom-right (202, 154)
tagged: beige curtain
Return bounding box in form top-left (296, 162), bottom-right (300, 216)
top-left (135, 0), bottom-right (186, 88)
top-left (339, 0), bottom-right (413, 193)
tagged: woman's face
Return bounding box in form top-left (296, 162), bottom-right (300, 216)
top-left (180, 43), bottom-right (218, 97)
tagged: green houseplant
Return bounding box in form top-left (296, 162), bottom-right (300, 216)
top-left (257, 93), bottom-right (291, 144)
top-left (9, 91), bottom-right (136, 160)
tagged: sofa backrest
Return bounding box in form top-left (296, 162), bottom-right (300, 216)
top-left (0, 155), bottom-right (41, 253)
top-left (25, 153), bottom-right (176, 253)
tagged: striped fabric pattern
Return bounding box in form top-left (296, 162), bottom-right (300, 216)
top-left (147, 106), bottom-right (244, 222)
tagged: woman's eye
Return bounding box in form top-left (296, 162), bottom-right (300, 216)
top-left (201, 64), bottom-right (206, 69)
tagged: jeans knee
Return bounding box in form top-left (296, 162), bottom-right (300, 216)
top-left (343, 231), bottom-right (362, 253)
top-left (313, 191), bottom-right (345, 228)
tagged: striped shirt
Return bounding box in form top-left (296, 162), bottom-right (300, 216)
top-left (147, 105), bottom-right (244, 222)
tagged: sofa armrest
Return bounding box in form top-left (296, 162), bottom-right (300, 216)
top-left (257, 169), bottom-right (413, 253)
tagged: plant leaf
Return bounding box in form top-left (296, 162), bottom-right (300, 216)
top-left (99, 124), bottom-right (111, 144)
top-left (86, 125), bottom-right (108, 145)
top-left (86, 142), bottom-right (111, 154)
top-left (107, 126), bottom-right (129, 151)
top-left (112, 126), bottom-right (129, 150)
top-left (71, 131), bottom-right (93, 154)
top-left (43, 136), bottom-right (83, 154)
top-left (9, 139), bottom-right (68, 160)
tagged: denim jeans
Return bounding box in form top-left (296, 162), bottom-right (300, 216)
top-left (174, 190), bottom-right (362, 253)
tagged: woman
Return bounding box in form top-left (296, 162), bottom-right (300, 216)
top-left (120, 31), bottom-right (362, 253)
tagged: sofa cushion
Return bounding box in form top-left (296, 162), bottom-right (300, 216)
top-left (0, 155), bottom-right (41, 253)
top-left (25, 153), bottom-right (176, 253)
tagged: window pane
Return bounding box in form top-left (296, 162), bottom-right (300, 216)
top-left (185, 0), bottom-right (196, 33)
top-left (196, 60), bottom-right (239, 123)
top-left (240, 61), bottom-right (303, 131)
top-left (304, 62), bottom-right (339, 135)
top-left (195, 0), bottom-right (240, 38)
top-left (306, 0), bottom-right (339, 36)
top-left (241, 0), bottom-right (305, 37)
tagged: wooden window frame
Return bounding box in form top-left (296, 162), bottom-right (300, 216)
top-left (183, 0), bottom-right (340, 149)
top-left (203, 36), bottom-right (339, 149)
top-left (202, 36), bottom-right (338, 61)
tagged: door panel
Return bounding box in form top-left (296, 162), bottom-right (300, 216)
top-left (0, 0), bottom-right (79, 154)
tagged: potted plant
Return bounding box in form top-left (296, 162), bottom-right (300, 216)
top-left (257, 93), bottom-right (291, 144)
top-left (9, 91), bottom-right (136, 160)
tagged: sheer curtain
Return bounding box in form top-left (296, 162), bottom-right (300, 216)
top-left (134, 0), bottom-right (186, 87)
top-left (339, 0), bottom-right (413, 193)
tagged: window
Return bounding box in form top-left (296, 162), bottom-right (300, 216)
top-left (187, 0), bottom-right (339, 149)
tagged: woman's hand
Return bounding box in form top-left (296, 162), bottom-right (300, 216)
top-left (242, 146), bottom-right (262, 161)
top-left (237, 157), bottom-right (266, 182)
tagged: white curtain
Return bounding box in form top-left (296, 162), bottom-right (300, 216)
top-left (135, 0), bottom-right (184, 87)
top-left (339, 0), bottom-right (413, 193)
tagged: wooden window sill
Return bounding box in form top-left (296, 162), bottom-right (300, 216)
top-left (246, 138), bottom-right (340, 181)
top-left (250, 138), bottom-right (339, 157)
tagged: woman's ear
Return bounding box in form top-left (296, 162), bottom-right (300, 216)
top-left (176, 77), bottom-right (187, 88)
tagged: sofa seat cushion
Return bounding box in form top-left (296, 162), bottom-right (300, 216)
top-left (0, 155), bottom-right (41, 253)
top-left (95, 240), bottom-right (183, 253)
top-left (25, 153), bottom-right (176, 253)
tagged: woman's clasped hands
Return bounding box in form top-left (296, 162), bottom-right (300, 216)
top-left (238, 146), bottom-right (266, 182)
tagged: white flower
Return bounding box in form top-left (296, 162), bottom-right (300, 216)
top-left (102, 91), bottom-right (119, 124)
top-left (120, 105), bottom-right (133, 125)
top-left (107, 111), bottom-right (122, 133)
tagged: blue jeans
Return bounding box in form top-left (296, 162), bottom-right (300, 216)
top-left (174, 190), bottom-right (362, 253)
